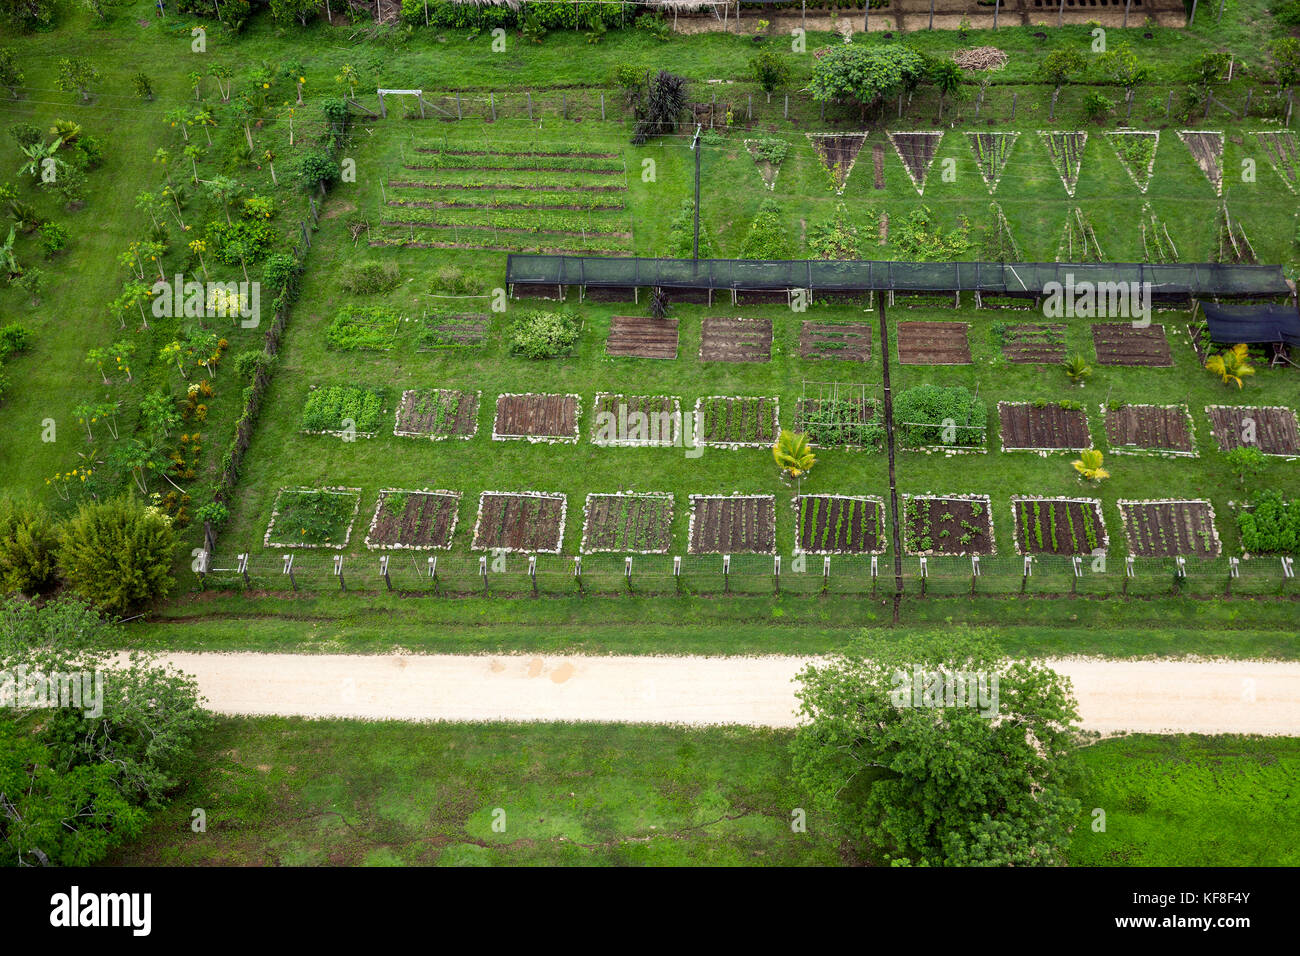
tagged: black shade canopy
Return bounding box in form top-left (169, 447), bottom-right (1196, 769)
top-left (1201, 302), bottom-right (1300, 348)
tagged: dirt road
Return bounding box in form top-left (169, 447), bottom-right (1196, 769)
top-left (150, 652), bottom-right (1300, 735)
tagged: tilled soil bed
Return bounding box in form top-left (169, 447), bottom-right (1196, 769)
top-left (896, 321), bottom-right (971, 365)
top-left (998, 402), bottom-right (1091, 451)
top-left (1118, 499), bottom-right (1221, 557)
top-left (365, 490), bottom-right (460, 550)
top-left (606, 315), bottom-right (679, 359)
top-left (472, 492), bottom-right (567, 553)
top-left (807, 133), bottom-right (867, 191)
top-left (591, 393), bottom-right (681, 446)
top-left (695, 396), bottom-right (779, 446)
top-left (998, 323), bottom-right (1065, 364)
top-left (889, 131), bottom-right (943, 193)
top-left (582, 493), bottom-right (674, 553)
top-left (903, 495), bottom-right (994, 556)
top-left (689, 495), bottom-right (776, 554)
top-left (394, 389), bottom-right (479, 439)
top-left (1012, 497), bottom-right (1107, 556)
top-left (1104, 403), bottom-right (1194, 455)
top-left (494, 393), bottom-right (580, 442)
top-left (1091, 323), bottom-right (1173, 367)
top-left (1205, 405), bottom-right (1300, 456)
top-left (797, 495), bottom-right (886, 554)
top-left (800, 321), bottom-right (871, 361)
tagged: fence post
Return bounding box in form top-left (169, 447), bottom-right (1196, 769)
top-left (673, 555), bottom-right (682, 593)
top-left (480, 555), bottom-right (488, 592)
top-left (970, 555), bottom-right (980, 595)
top-left (1123, 555), bottom-right (1134, 597)
top-left (527, 554), bottom-right (537, 595)
top-left (822, 555), bottom-right (831, 594)
top-left (723, 554), bottom-right (730, 593)
top-left (1227, 556), bottom-right (1239, 596)
top-left (919, 556), bottom-right (927, 597)
top-left (490, 93), bottom-right (496, 122)
top-left (600, 93), bottom-right (605, 121)
top-left (773, 554), bottom-right (781, 594)
top-left (428, 555), bottom-right (438, 593)
top-left (380, 555), bottom-right (391, 591)
top-left (1010, 92), bottom-right (1017, 121)
top-left (574, 555), bottom-right (583, 594)
top-left (747, 94), bottom-right (752, 121)
top-left (456, 91), bottom-right (462, 121)
top-left (1189, 0), bottom-right (1198, 24)
top-left (334, 554), bottom-right (345, 591)
top-left (238, 552), bottom-right (249, 590)
top-left (1021, 556), bottom-right (1031, 593)
top-left (870, 555), bottom-right (878, 596)
top-left (625, 556), bottom-right (633, 592)
top-left (1282, 556), bottom-right (1295, 596)
top-left (784, 94), bottom-right (788, 120)
top-left (1071, 556), bottom-right (1082, 595)
top-left (283, 554), bottom-right (296, 591)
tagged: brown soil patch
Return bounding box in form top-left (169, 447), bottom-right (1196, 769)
top-left (689, 496), bottom-right (776, 554)
top-left (1205, 406), bottom-right (1300, 455)
top-left (473, 493), bottom-right (566, 553)
top-left (998, 402), bottom-right (1091, 450)
top-left (800, 321), bottom-right (872, 361)
top-left (797, 495), bottom-right (885, 554)
top-left (999, 323), bottom-right (1065, 364)
top-left (367, 491), bottom-right (459, 549)
top-left (1012, 498), bottom-right (1106, 556)
top-left (394, 388), bottom-right (479, 438)
top-left (896, 321), bottom-right (971, 364)
top-left (606, 315), bottom-right (679, 359)
top-left (1091, 323), bottom-right (1173, 367)
top-left (1105, 404), bottom-right (1193, 454)
top-left (903, 496), bottom-right (994, 556)
top-left (1119, 500), bottom-right (1220, 557)
top-left (494, 394), bottom-right (578, 440)
top-left (700, 317), bottom-right (773, 363)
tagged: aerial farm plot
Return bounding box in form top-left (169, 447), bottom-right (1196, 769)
top-left (364, 490), bottom-right (461, 550)
top-left (795, 495), bottom-right (886, 555)
top-left (590, 393), bottom-right (683, 447)
top-left (493, 393), bottom-right (581, 443)
top-left (1104, 404), bottom-right (1196, 456)
top-left (694, 396), bottom-right (780, 448)
top-left (800, 321), bottom-right (872, 361)
top-left (1091, 323), bottom-right (1174, 367)
top-left (699, 317), bottom-right (773, 363)
top-left (581, 493), bottom-right (674, 553)
top-left (1204, 406), bottom-right (1300, 456)
top-left (996, 324), bottom-right (1066, 364)
top-left (902, 494), bottom-right (995, 556)
top-left (393, 389), bottom-right (480, 440)
top-left (688, 495), bottom-right (777, 554)
top-left (1011, 496), bottom-right (1108, 556)
top-left (605, 315), bottom-right (679, 359)
top-left (471, 492), bottom-right (567, 553)
top-left (896, 321), bottom-right (971, 365)
top-left (1118, 500), bottom-right (1221, 557)
top-left (998, 402), bottom-right (1091, 452)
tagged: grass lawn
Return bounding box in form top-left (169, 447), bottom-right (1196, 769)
top-left (104, 718), bottom-right (1300, 866)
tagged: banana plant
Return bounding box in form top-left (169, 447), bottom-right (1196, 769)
top-left (1205, 343), bottom-right (1255, 389)
top-left (773, 429), bottom-right (817, 478)
top-left (16, 136), bottom-right (64, 183)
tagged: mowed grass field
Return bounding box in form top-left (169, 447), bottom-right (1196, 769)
top-left (211, 111), bottom-right (1299, 574)
top-left (105, 719), bottom-right (1300, 866)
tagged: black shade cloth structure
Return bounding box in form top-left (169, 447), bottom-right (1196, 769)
top-left (1200, 302), bottom-right (1300, 348)
top-left (506, 256), bottom-right (1292, 299)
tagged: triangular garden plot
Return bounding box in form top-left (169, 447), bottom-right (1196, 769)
top-left (966, 132), bottom-right (1018, 193)
top-left (1251, 130), bottom-right (1299, 193)
top-left (888, 131), bottom-right (943, 195)
top-left (744, 138), bottom-right (786, 191)
top-left (1178, 130), bottom-right (1224, 196)
top-left (1106, 130), bottom-right (1159, 193)
top-left (1039, 131), bottom-right (1087, 197)
top-left (807, 133), bottom-right (867, 195)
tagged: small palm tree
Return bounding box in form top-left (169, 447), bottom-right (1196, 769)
top-left (1072, 448), bottom-right (1110, 482)
top-left (773, 429), bottom-right (816, 478)
top-left (1064, 353), bottom-right (1091, 385)
top-left (1205, 343), bottom-right (1255, 389)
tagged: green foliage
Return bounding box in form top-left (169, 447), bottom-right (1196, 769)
top-left (0, 498), bottom-right (59, 595)
top-left (773, 429), bottom-right (816, 477)
top-left (807, 203), bottom-right (865, 260)
top-left (507, 310), bottom-right (581, 359)
top-left (749, 48), bottom-right (792, 94)
top-left (792, 628), bottom-right (1082, 866)
top-left (1237, 490), bottom-right (1300, 555)
top-left (325, 305), bottom-right (402, 351)
top-left (194, 501), bottom-right (230, 528)
top-left (204, 217), bottom-right (276, 265)
top-left (57, 496), bottom-right (176, 614)
top-left (801, 400), bottom-right (882, 448)
top-left (1038, 48), bottom-right (1085, 88)
top-left (894, 385), bottom-right (985, 449)
top-left (0, 321), bottom-right (32, 360)
top-left (339, 258), bottom-right (400, 295)
top-left (740, 198), bottom-right (794, 259)
top-left (38, 220), bottom-right (68, 257)
top-left (1083, 90), bottom-right (1115, 122)
top-left (891, 205), bottom-right (972, 261)
top-left (809, 43), bottom-right (926, 110)
top-left (300, 384), bottom-right (387, 434)
top-left (295, 148), bottom-right (338, 190)
top-left (748, 137), bottom-right (788, 166)
top-left (1224, 445), bottom-right (1268, 489)
top-left (667, 198), bottom-right (713, 258)
top-left (272, 489), bottom-right (356, 545)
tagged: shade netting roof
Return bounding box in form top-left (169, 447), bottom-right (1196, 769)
top-left (1202, 302), bottom-right (1300, 347)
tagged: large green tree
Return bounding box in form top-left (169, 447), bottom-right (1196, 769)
top-left (810, 44), bottom-right (926, 120)
top-left (791, 628), bottom-right (1082, 866)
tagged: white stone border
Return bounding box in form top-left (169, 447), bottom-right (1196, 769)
top-left (363, 488), bottom-right (461, 551)
top-left (471, 490), bottom-right (568, 554)
top-left (1038, 130), bottom-right (1087, 197)
top-left (966, 130), bottom-right (1019, 194)
top-left (1204, 405), bottom-right (1300, 457)
top-left (393, 388), bottom-right (480, 441)
top-left (793, 494), bottom-right (887, 556)
top-left (687, 494), bottom-right (777, 555)
top-left (997, 401), bottom-right (1091, 454)
top-left (1177, 129), bottom-right (1224, 197)
top-left (300, 385), bottom-right (386, 439)
top-left (1102, 403), bottom-right (1198, 458)
top-left (888, 130), bottom-right (944, 196)
top-left (1116, 498), bottom-right (1222, 558)
top-left (900, 493), bottom-right (995, 557)
top-left (1105, 130), bottom-right (1159, 194)
top-left (492, 392), bottom-right (582, 444)
top-left (590, 393), bottom-right (684, 447)
top-left (1250, 130), bottom-right (1298, 194)
top-left (1008, 495), bottom-right (1109, 557)
top-left (264, 486), bottom-right (362, 550)
top-left (693, 395), bottom-right (780, 449)
top-left (580, 491), bottom-right (675, 554)
top-left (743, 139), bottom-right (782, 191)
top-left (793, 397), bottom-right (883, 452)
top-left (806, 132), bottom-right (867, 196)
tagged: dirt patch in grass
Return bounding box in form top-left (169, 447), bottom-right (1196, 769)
top-left (1105, 404), bottom-right (1194, 455)
top-left (606, 315), bottom-right (679, 359)
top-left (494, 393), bottom-right (580, 441)
top-left (582, 494), bottom-right (674, 553)
top-left (366, 491), bottom-right (460, 550)
top-left (800, 321), bottom-right (871, 361)
top-left (472, 492), bottom-right (566, 553)
top-left (1205, 406), bottom-right (1300, 456)
top-left (689, 495), bottom-right (776, 554)
top-left (394, 389), bottom-right (479, 439)
top-left (1012, 497), bottom-right (1107, 556)
top-left (896, 321), bottom-right (971, 365)
top-left (997, 323), bottom-right (1065, 364)
top-left (1091, 323), bottom-right (1173, 367)
top-left (998, 402), bottom-right (1091, 451)
top-left (700, 317), bottom-right (773, 363)
top-left (1119, 500), bottom-right (1221, 557)
top-left (903, 495), bottom-right (993, 556)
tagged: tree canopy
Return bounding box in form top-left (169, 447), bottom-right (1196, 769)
top-left (809, 44), bottom-right (927, 114)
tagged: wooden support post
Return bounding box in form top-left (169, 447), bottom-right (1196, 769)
top-left (929, 0), bottom-right (935, 29)
top-left (335, 555), bottom-right (345, 591)
top-left (600, 93), bottom-right (605, 121)
top-left (283, 554), bottom-right (296, 591)
top-left (625, 556), bottom-right (633, 591)
top-left (238, 553), bottom-right (250, 590)
top-left (784, 94), bottom-right (788, 119)
top-left (1123, 0), bottom-right (1131, 28)
top-left (673, 555), bottom-right (682, 592)
top-left (479, 555), bottom-right (488, 592)
top-left (456, 91), bottom-right (462, 120)
top-left (722, 554), bottom-right (730, 594)
top-left (1058, 0), bottom-right (1064, 27)
top-left (380, 555), bottom-right (391, 591)
top-left (528, 555), bottom-right (537, 596)
top-left (1244, 88), bottom-right (1253, 116)
top-left (574, 556), bottom-right (583, 593)
top-left (993, 0), bottom-right (998, 29)
top-left (822, 556), bottom-right (831, 593)
top-left (1189, 0), bottom-right (1198, 24)
top-left (1011, 92), bottom-right (1017, 121)
top-left (773, 555), bottom-right (780, 594)
top-left (428, 556), bottom-right (437, 591)
top-left (1021, 555), bottom-right (1031, 594)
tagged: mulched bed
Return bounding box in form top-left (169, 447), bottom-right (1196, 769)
top-left (394, 389), bottom-right (479, 439)
top-left (998, 402), bottom-right (1091, 451)
top-left (493, 393), bottom-right (580, 442)
top-left (896, 321), bottom-right (971, 365)
top-left (472, 492), bottom-right (567, 553)
top-left (591, 393), bottom-right (681, 446)
top-left (997, 323), bottom-right (1066, 364)
top-left (365, 490), bottom-right (460, 550)
top-left (1104, 404), bottom-right (1194, 455)
top-left (1091, 323), bottom-right (1173, 367)
top-left (1205, 405), bottom-right (1300, 456)
top-left (700, 317), bottom-right (773, 363)
top-left (796, 495), bottom-right (886, 554)
top-left (1118, 499), bottom-right (1221, 557)
top-left (581, 493), bottom-right (674, 553)
top-left (903, 495), bottom-right (994, 556)
top-left (1011, 497), bottom-right (1107, 556)
top-left (1178, 130), bottom-right (1224, 196)
top-left (800, 321), bottom-right (872, 361)
top-left (688, 495), bottom-right (776, 554)
top-left (695, 396), bottom-right (780, 447)
top-left (605, 315), bottom-right (679, 359)
top-left (889, 131), bottom-right (944, 194)
top-left (807, 133), bottom-right (867, 192)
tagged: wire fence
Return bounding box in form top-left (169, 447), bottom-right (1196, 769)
top-left (198, 549), bottom-right (1297, 598)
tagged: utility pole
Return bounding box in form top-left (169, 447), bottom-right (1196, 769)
top-left (691, 124), bottom-right (702, 262)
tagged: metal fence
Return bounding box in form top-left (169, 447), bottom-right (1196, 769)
top-left (199, 550), bottom-right (1296, 598)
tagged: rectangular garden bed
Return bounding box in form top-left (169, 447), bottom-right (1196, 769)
top-left (605, 315), bottom-right (679, 359)
top-left (1204, 405), bottom-right (1300, 456)
top-left (300, 384), bottom-right (389, 438)
top-left (364, 489), bottom-right (461, 550)
top-left (493, 393), bottom-right (581, 443)
top-left (1104, 403), bottom-right (1195, 456)
top-left (1118, 499), bottom-right (1221, 557)
top-left (998, 401), bottom-right (1091, 452)
top-left (794, 397), bottom-right (882, 449)
top-left (590, 393), bottom-right (682, 447)
top-left (417, 313), bottom-right (490, 350)
top-left (688, 495), bottom-right (776, 554)
top-left (896, 321), bottom-right (971, 365)
top-left (394, 388), bottom-right (480, 440)
top-left (1010, 496), bottom-right (1108, 556)
top-left (471, 492), bottom-right (567, 553)
top-left (694, 396), bottom-right (779, 448)
top-left (800, 321), bottom-right (871, 361)
top-left (996, 323), bottom-right (1066, 364)
top-left (264, 487), bottom-right (362, 550)
top-left (1091, 323), bottom-right (1173, 367)
top-left (796, 495), bottom-right (886, 555)
top-left (580, 493), bottom-right (674, 553)
top-left (902, 494), bottom-right (994, 556)
top-left (699, 317), bottom-right (773, 363)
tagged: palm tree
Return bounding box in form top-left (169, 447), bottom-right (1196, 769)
top-left (1072, 448), bottom-right (1110, 482)
top-left (1205, 343), bottom-right (1255, 388)
top-left (773, 429), bottom-right (816, 478)
top-left (1064, 354), bottom-right (1091, 385)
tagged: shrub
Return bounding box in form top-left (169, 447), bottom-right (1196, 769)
top-left (194, 501), bottom-right (230, 528)
top-left (0, 321), bottom-right (32, 360)
top-left (1237, 490), bottom-right (1300, 554)
top-left (0, 498), bottom-right (60, 595)
top-left (339, 259), bottom-right (400, 295)
top-left (325, 306), bottom-right (402, 351)
top-left (295, 148), bottom-right (338, 190)
top-left (893, 385), bottom-right (986, 449)
top-left (1224, 446), bottom-right (1267, 489)
top-left (39, 220), bottom-right (68, 257)
top-left (749, 137), bottom-right (789, 166)
top-left (1083, 90), bottom-right (1115, 122)
top-left (740, 198), bottom-right (794, 259)
top-left (750, 49), bottom-right (792, 94)
top-left (300, 383), bottom-right (387, 434)
top-left (507, 310), bottom-right (582, 359)
top-left (57, 497), bottom-right (176, 614)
